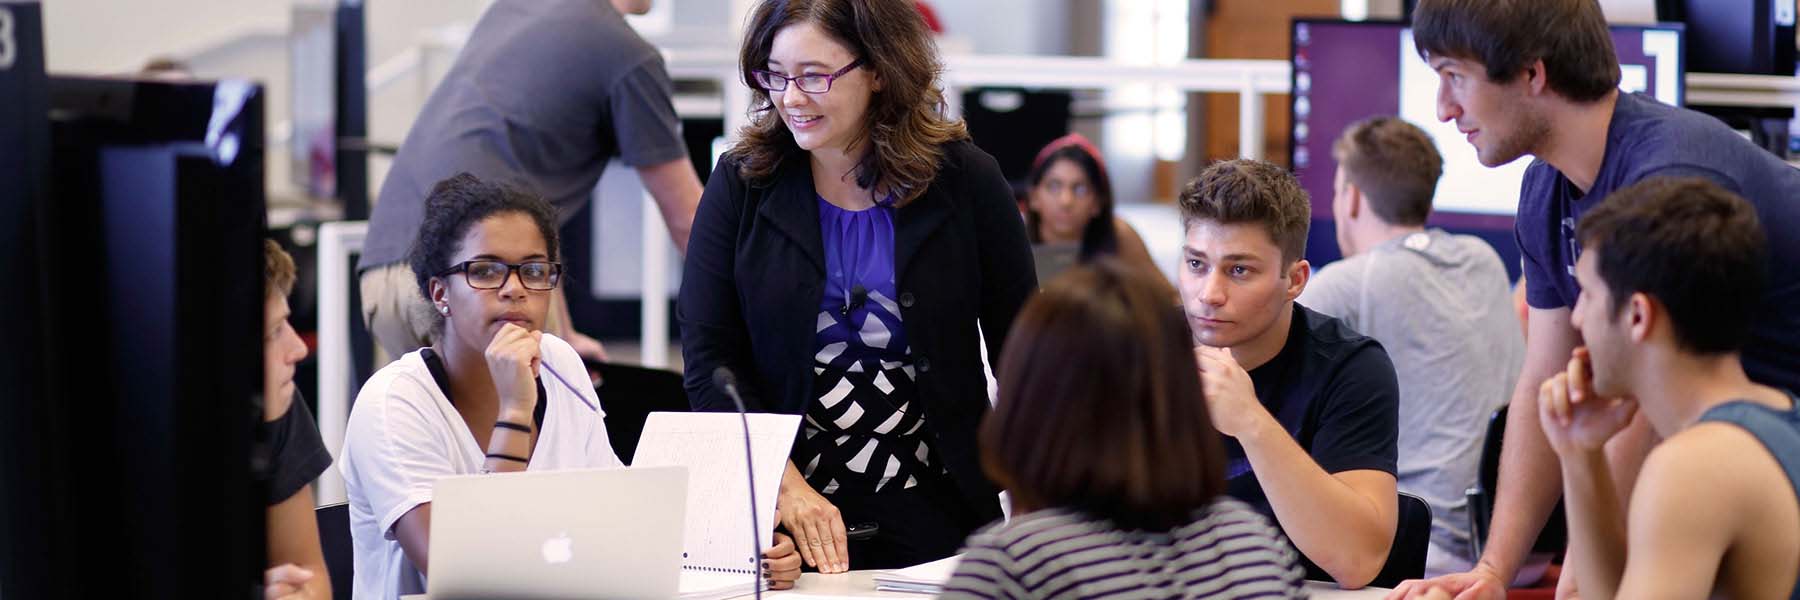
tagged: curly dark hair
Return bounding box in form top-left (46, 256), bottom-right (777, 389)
top-left (729, 0), bottom-right (967, 205)
top-left (407, 173), bottom-right (561, 327)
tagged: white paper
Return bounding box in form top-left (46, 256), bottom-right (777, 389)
top-left (678, 571), bottom-right (762, 600)
top-left (634, 411), bottom-right (800, 575)
top-left (871, 554), bottom-right (962, 593)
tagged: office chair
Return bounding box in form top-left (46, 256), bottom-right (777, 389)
top-left (1465, 406), bottom-right (1568, 585)
top-left (315, 502), bottom-right (353, 600)
top-left (1371, 492), bottom-right (1434, 588)
top-left (590, 362), bottom-right (690, 463)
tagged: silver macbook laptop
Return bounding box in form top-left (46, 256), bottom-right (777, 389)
top-left (427, 466), bottom-right (688, 599)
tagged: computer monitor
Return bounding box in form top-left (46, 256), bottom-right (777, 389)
top-left (1659, 0), bottom-right (1795, 151)
top-left (0, 5), bottom-right (54, 595)
top-left (962, 88), bottom-right (1074, 187)
top-left (1660, 0), bottom-right (1795, 76)
top-left (1289, 19), bottom-right (1686, 272)
top-left (1, 74), bottom-right (267, 597)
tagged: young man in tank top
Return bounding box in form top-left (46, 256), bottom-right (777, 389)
top-left (1534, 177), bottom-right (1800, 599)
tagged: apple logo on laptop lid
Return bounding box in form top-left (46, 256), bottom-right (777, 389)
top-left (541, 532), bottom-right (574, 565)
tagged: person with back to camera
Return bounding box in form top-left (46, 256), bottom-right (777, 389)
top-left (941, 259), bottom-right (1306, 599)
top-left (340, 173), bottom-right (800, 599)
top-left (677, 0), bottom-right (1037, 574)
top-left (1300, 116), bottom-right (1523, 576)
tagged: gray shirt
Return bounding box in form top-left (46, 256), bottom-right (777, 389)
top-left (1298, 228), bottom-right (1523, 575)
top-left (360, 0), bottom-right (688, 270)
top-left (1030, 241), bottom-right (1080, 287)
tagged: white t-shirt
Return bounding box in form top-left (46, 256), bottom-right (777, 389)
top-left (338, 333), bottom-right (624, 600)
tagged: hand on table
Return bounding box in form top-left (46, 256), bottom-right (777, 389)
top-left (1417, 586), bottom-right (1455, 600)
top-left (778, 466), bottom-right (849, 573)
top-left (1385, 565), bottom-right (1506, 600)
top-left (764, 531), bottom-right (803, 589)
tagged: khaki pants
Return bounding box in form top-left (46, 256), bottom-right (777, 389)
top-left (359, 262), bottom-right (573, 366)
top-left (360, 262), bottom-right (439, 364)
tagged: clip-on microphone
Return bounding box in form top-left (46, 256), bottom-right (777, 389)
top-left (712, 367), bottom-right (764, 599)
top-left (839, 284), bottom-right (868, 317)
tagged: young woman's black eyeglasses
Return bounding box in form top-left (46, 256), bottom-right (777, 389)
top-left (435, 260), bottom-right (563, 291)
top-left (751, 59), bottom-right (864, 94)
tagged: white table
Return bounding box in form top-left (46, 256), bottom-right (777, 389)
top-left (769, 573), bottom-right (1387, 598)
top-left (767, 571), bottom-right (928, 598)
top-left (1304, 581), bottom-right (1391, 599)
top-left (406, 575), bottom-right (1388, 598)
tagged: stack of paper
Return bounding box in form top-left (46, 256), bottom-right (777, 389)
top-left (871, 555), bottom-right (962, 594)
top-left (678, 571), bottom-right (764, 600)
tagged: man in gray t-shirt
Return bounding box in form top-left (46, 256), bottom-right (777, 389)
top-left (1298, 117), bottom-right (1523, 576)
top-left (359, 0), bottom-right (701, 361)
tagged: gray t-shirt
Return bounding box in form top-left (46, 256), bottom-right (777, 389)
top-left (1298, 228), bottom-right (1523, 575)
top-left (360, 0), bottom-right (689, 270)
top-left (1030, 241), bottom-right (1080, 287)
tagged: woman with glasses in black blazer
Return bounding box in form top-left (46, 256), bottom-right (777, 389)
top-left (679, 0), bottom-right (1036, 573)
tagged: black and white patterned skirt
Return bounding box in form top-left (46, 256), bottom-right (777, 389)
top-left (794, 358), bottom-right (941, 495)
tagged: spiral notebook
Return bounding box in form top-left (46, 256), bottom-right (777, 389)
top-left (633, 411), bottom-right (801, 577)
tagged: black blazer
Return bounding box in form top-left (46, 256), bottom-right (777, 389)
top-left (678, 139), bottom-right (1036, 520)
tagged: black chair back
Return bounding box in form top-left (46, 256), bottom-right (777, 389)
top-left (1371, 492), bottom-right (1433, 588)
top-left (592, 362), bottom-right (689, 463)
top-left (315, 502), bottom-right (353, 600)
top-left (1466, 406), bottom-right (1567, 557)
top-left (961, 88), bottom-right (1073, 185)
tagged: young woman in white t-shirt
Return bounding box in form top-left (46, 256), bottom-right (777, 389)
top-left (339, 173), bottom-right (801, 599)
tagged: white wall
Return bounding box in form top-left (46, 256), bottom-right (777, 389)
top-left (1340, 0), bottom-right (1402, 21)
top-left (33, 0), bottom-right (1093, 202)
top-left (41, 0), bottom-right (490, 203)
top-left (929, 0), bottom-right (1070, 55)
top-left (37, 0), bottom-right (1083, 136)
top-left (41, 0), bottom-right (487, 75)
top-left (655, 0), bottom-right (1075, 56)
top-left (42, 0), bottom-right (289, 74)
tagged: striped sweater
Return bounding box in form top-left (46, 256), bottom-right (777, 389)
top-left (939, 498), bottom-right (1307, 599)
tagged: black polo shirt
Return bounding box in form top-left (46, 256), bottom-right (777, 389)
top-left (1224, 303), bottom-right (1399, 547)
top-left (260, 391), bottom-right (334, 505)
